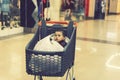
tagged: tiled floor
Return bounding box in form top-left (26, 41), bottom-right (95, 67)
top-left (0, 14), bottom-right (120, 80)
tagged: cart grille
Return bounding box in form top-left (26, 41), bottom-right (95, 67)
top-left (28, 54), bottom-right (62, 74)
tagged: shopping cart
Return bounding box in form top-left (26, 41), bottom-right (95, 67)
top-left (25, 20), bottom-right (77, 80)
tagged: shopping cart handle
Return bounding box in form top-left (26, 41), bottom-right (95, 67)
top-left (38, 21), bottom-right (78, 27)
top-left (46, 21), bottom-right (69, 24)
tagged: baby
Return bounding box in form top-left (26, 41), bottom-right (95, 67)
top-left (51, 28), bottom-right (67, 47)
top-left (54, 29), bottom-right (67, 47)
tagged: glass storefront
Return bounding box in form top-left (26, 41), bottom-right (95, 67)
top-left (0, 0), bottom-right (23, 37)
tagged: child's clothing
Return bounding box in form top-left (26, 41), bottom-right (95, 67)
top-left (58, 40), bottom-right (67, 47)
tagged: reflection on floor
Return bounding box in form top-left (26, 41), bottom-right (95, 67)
top-left (0, 26), bottom-right (23, 37)
top-left (0, 14), bottom-right (120, 80)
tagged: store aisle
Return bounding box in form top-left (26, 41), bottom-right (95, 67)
top-left (0, 15), bottom-right (120, 80)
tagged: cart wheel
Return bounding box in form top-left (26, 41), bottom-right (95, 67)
top-left (73, 77), bottom-right (75, 80)
top-left (66, 65), bottom-right (75, 80)
top-left (66, 69), bottom-right (70, 80)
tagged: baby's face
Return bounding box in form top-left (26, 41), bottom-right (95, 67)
top-left (54, 31), bottom-right (65, 42)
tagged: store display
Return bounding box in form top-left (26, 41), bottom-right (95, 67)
top-left (0, 0), bottom-right (20, 30)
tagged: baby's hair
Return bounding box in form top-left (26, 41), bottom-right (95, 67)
top-left (52, 24), bottom-right (66, 37)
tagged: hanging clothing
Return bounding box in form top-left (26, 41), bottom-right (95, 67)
top-left (37, 0), bottom-right (42, 7)
top-left (37, 0), bottom-right (42, 15)
top-left (63, 0), bottom-right (75, 10)
top-left (43, 0), bottom-right (50, 8)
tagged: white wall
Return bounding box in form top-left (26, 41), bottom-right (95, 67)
top-left (49, 0), bottom-right (61, 21)
top-left (109, 0), bottom-right (120, 13)
top-left (117, 0), bottom-right (120, 13)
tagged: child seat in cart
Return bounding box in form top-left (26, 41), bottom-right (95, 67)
top-left (25, 20), bottom-right (77, 80)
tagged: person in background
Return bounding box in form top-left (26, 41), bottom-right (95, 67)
top-left (10, 0), bottom-right (20, 18)
top-left (64, 0), bottom-right (75, 21)
top-left (37, 0), bottom-right (50, 21)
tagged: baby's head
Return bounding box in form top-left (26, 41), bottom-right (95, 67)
top-left (54, 29), bottom-right (66, 42)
